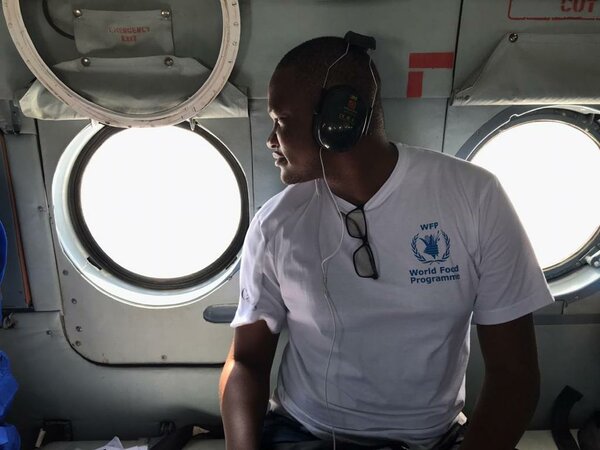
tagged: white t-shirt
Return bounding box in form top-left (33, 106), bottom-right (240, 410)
top-left (231, 143), bottom-right (554, 445)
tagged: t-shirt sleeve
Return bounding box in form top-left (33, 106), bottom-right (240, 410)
top-left (473, 176), bottom-right (554, 325)
top-left (230, 215), bottom-right (287, 334)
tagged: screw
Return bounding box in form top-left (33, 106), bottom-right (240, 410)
top-left (37, 205), bottom-right (45, 212)
top-left (71, 298), bottom-right (77, 304)
top-left (594, 260), bottom-right (600, 268)
top-left (161, 355), bottom-right (167, 361)
top-left (76, 326), bottom-right (83, 332)
top-left (509, 33), bottom-right (518, 43)
top-left (161, 9), bottom-right (171, 19)
top-left (73, 9), bottom-right (82, 18)
top-left (164, 57), bottom-right (174, 67)
top-left (81, 57), bottom-right (91, 67)
top-left (63, 270), bottom-right (69, 276)
top-left (46, 330), bottom-right (52, 336)
top-left (75, 341), bottom-right (82, 347)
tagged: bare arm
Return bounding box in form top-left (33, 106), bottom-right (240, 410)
top-left (459, 313), bottom-right (540, 450)
top-left (219, 320), bottom-right (279, 450)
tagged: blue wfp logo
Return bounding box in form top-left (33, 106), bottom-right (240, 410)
top-left (411, 222), bottom-right (451, 265)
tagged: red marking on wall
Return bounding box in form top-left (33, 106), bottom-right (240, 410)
top-left (108, 26), bottom-right (151, 34)
top-left (409, 52), bottom-right (455, 69)
top-left (508, 0), bottom-right (600, 20)
top-left (407, 72), bottom-right (424, 98)
top-left (406, 52), bottom-right (454, 98)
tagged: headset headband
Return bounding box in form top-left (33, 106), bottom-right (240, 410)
top-left (320, 32), bottom-right (379, 136)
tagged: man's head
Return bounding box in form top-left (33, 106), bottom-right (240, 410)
top-left (267, 36), bottom-right (384, 185)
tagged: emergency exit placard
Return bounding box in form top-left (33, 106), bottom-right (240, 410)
top-left (508, 0), bottom-right (600, 20)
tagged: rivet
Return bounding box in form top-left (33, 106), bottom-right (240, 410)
top-left (46, 330), bottom-right (52, 336)
top-left (164, 57), bottom-right (174, 67)
top-left (81, 57), bottom-right (91, 67)
top-left (62, 270), bottom-right (69, 276)
top-left (161, 355), bottom-right (167, 361)
top-left (509, 33), bottom-right (518, 43)
top-left (71, 298), bottom-right (77, 304)
top-left (75, 341), bottom-right (82, 347)
top-left (160, 9), bottom-right (171, 19)
top-left (73, 9), bottom-right (82, 18)
top-left (76, 326), bottom-right (83, 332)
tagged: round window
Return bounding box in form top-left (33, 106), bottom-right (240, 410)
top-left (53, 123), bottom-right (249, 307)
top-left (458, 108), bottom-right (600, 282)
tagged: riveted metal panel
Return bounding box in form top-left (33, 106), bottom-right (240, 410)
top-left (3, 131), bottom-right (62, 311)
top-left (37, 116), bottom-right (252, 364)
top-left (0, 134), bottom-right (27, 308)
top-left (0, 312), bottom-right (225, 449)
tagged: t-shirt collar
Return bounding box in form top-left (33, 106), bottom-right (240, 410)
top-left (324, 142), bottom-right (407, 212)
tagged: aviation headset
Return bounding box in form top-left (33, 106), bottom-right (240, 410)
top-left (313, 31), bottom-right (378, 152)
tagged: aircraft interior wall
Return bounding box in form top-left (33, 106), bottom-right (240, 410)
top-left (0, 0), bottom-right (599, 448)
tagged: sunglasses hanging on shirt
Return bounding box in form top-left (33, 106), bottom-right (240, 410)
top-left (345, 206), bottom-right (379, 279)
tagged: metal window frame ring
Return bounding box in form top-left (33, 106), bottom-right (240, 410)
top-left (456, 105), bottom-right (600, 302)
top-left (52, 122), bottom-right (249, 309)
top-left (2, 0), bottom-right (241, 128)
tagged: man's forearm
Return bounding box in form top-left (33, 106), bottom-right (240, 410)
top-left (458, 369), bottom-right (539, 450)
top-left (220, 359), bottom-right (271, 450)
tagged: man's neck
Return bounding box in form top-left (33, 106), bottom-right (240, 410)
top-left (322, 139), bottom-right (399, 206)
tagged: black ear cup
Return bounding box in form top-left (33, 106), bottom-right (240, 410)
top-left (313, 85), bottom-right (369, 152)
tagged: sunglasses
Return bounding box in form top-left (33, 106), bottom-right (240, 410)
top-left (345, 206), bottom-right (379, 279)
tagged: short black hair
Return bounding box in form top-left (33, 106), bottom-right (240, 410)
top-left (274, 36), bottom-right (384, 133)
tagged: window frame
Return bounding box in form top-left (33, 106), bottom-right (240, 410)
top-left (2, 0), bottom-right (240, 127)
top-left (456, 106), bottom-right (600, 299)
top-left (53, 122), bottom-right (249, 307)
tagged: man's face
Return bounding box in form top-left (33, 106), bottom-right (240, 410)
top-left (267, 68), bottom-right (322, 185)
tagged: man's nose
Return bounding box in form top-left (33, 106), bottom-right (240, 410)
top-left (266, 126), bottom-right (279, 149)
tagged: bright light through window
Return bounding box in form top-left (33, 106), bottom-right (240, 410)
top-left (79, 126), bottom-right (243, 279)
top-left (471, 120), bottom-right (600, 270)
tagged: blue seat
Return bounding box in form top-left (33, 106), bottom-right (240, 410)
top-left (0, 222), bottom-right (19, 450)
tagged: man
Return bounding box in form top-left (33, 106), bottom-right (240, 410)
top-left (219, 34), bottom-right (554, 450)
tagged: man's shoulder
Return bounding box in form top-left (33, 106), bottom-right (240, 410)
top-left (252, 181), bottom-right (317, 235)
top-left (400, 143), bottom-right (497, 186)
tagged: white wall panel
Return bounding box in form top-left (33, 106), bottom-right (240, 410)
top-left (235, 0), bottom-right (461, 99)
